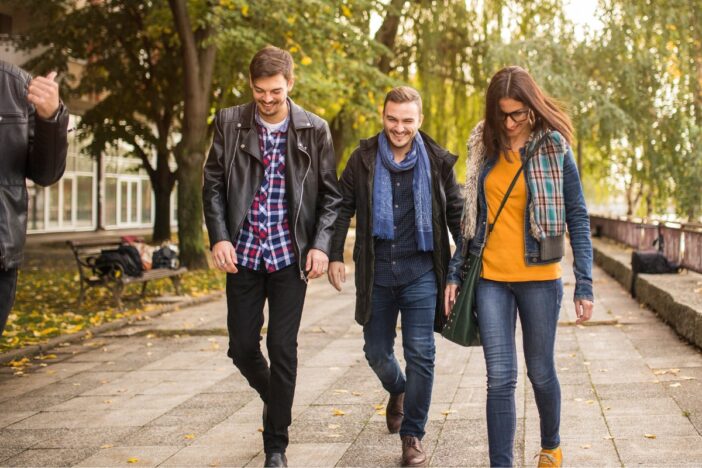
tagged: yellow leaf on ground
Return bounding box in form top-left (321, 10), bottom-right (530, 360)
top-left (127, 458), bottom-right (139, 464)
top-left (441, 410), bottom-right (456, 416)
top-left (183, 433), bottom-right (195, 440)
top-left (332, 409), bottom-right (346, 416)
top-left (644, 434), bottom-right (657, 439)
top-left (373, 404), bottom-right (384, 410)
top-left (376, 410), bottom-right (386, 416)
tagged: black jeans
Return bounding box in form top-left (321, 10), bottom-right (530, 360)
top-left (0, 268), bottom-right (18, 336)
top-left (226, 264), bottom-right (307, 454)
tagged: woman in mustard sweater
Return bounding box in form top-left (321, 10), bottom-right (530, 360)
top-left (445, 66), bottom-right (594, 468)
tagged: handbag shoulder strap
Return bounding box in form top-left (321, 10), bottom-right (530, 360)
top-left (488, 132), bottom-right (551, 234)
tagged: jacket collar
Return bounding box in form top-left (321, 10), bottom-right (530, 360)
top-left (238, 98), bottom-right (313, 131)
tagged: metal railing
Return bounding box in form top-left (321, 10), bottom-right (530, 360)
top-left (590, 215), bottom-right (702, 274)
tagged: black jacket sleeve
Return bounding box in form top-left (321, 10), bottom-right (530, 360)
top-left (329, 150), bottom-right (359, 262)
top-left (26, 102), bottom-right (69, 186)
top-left (310, 121), bottom-right (342, 255)
top-left (202, 110), bottom-right (231, 248)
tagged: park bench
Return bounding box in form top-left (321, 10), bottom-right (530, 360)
top-left (67, 238), bottom-right (187, 310)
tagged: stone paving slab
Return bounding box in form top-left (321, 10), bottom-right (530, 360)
top-left (1, 245), bottom-right (701, 467)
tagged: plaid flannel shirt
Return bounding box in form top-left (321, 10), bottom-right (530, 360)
top-left (235, 111), bottom-right (296, 272)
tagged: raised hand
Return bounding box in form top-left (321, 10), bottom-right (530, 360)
top-left (27, 71), bottom-right (60, 120)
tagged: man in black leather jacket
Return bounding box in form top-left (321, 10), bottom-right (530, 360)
top-left (202, 47), bottom-right (341, 468)
top-left (0, 61), bottom-right (69, 335)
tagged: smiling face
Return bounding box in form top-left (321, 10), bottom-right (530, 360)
top-left (499, 97), bottom-right (532, 143)
top-left (382, 100), bottom-right (423, 156)
top-left (250, 74), bottom-right (294, 124)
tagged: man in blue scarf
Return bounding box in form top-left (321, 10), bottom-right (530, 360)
top-left (328, 87), bottom-right (464, 467)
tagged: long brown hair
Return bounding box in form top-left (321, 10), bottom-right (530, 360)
top-left (483, 66), bottom-right (573, 157)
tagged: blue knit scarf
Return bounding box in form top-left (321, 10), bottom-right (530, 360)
top-left (372, 131), bottom-right (433, 251)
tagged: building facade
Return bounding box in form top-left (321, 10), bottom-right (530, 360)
top-left (1, 6), bottom-right (176, 235)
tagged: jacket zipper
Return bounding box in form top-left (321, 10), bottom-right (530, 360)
top-left (294, 142), bottom-right (312, 283)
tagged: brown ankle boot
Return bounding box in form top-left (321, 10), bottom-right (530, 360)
top-left (401, 435), bottom-right (427, 467)
top-left (386, 392), bottom-right (404, 433)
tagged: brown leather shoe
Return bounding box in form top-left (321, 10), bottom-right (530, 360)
top-left (401, 435), bottom-right (427, 467)
top-left (386, 392), bottom-right (404, 433)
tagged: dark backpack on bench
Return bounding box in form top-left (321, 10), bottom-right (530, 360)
top-left (94, 244), bottom-right (145, 278)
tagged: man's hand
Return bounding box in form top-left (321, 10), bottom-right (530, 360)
top-left (212, 240), bottom-right (238, 273)
top-left (27, 71), bottom-right (60, 120)
top-left (327, 261), bottom-right (346, 291)
top-left (574, 299), bottom-right (593, 325)
top-left (444, 283), bottom-right (459, 317)
top-left (305, 248), bottom-right (329, 279)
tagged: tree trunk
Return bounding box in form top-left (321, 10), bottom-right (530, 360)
top-left (176, 153), bottom-right (208, 269)
top-left (152, 182), bottom-right (172, 243)
top-left (151, 148), bottom-right (175, 243)
top-left (169, 0), bottom-right (216, 269)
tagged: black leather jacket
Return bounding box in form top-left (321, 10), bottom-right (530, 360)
top-left (0, 61), bottom-right (69, 270)
top-left (330, 131), bottom-right (464, 332)
top-left (203, 100), bottom-right (342, 280)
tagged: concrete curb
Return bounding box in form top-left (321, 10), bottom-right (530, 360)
top-left (592, 238), bottom-right (702, 349)
top-left (0, 291), bottom-right (225, 364)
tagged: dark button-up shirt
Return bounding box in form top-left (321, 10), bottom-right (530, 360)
top-left (374, 168), bottom-right (433, 287)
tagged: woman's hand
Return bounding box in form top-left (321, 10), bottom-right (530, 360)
top-left (574, 299), bottom-right (593, 325)
top-left (444, 283), bottom-right (459, 317)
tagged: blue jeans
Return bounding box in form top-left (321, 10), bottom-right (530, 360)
top-left (363, 270), bottom-right (437, 439)
top-left (477, 278), bottom-right (563, 467)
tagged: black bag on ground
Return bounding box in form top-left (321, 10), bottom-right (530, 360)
top-left (152, 246), bottom-right (179, 269)
top-left (94, 244), bottom-right (145, 278)
top-left (631, 251), bottom-right (679, 275)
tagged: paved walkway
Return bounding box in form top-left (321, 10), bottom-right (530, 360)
top-left (1, 249), bottom-right (701, 467)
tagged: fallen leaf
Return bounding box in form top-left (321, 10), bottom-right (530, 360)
top-left (332, 409), bottom-right (346, 416)
top-left (183, 433), bottom-right (195, 440)
top-left (376, 409), bottom-right (386, 416)
top-left (127, 458), bottom-right (139, 464)
top-left (644, 434), bottom-right (657, 439)
top-left (441, 410), bottom-right (456, 416)
top-left (373, 404), bottom-right (384, 411)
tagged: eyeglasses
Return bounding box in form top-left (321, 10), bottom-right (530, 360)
top-left (500, 108), bottom-right (530, 123)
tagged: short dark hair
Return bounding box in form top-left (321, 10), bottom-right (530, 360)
top-left (249, 46), bottom-right (294, 82)
top-left (383, 86), bottom-right (423, 115)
